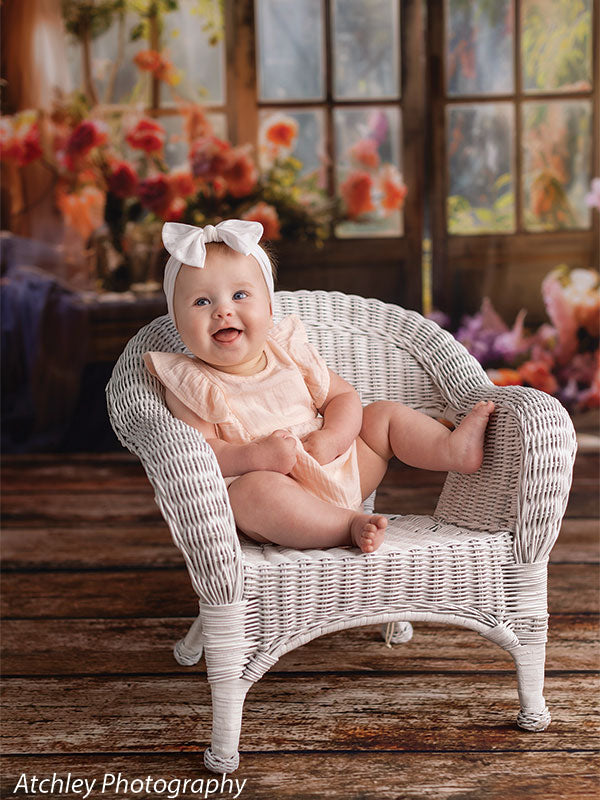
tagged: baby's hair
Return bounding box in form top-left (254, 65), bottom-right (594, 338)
top-left (205, 239), bottom-right (278, 282)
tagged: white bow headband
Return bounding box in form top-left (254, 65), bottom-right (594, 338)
top-left (161, 220), bottom-right (275, 322)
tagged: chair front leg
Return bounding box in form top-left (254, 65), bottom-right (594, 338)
top-left (511, 642), bottom-right (552, 731)
top-left (204, 677), bottom-right (254, 774)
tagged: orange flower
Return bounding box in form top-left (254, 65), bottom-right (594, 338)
top-left (380, 164), bottom-right (407, 213)
top-left (181, 104), bottom-right (213, 144)
top-left (134, 50), bottom-right (180, 85)
top-left (518, 360), bottom-right (559, 395)
top-left (169, 169), bottom-right (196, 198)
top-left (265, 115), bottom-right (298, 149)
top-left (349, 139), bottom-right (380, 169)
top-left (531, 172), bottom-right (560, 217)
top-left (487, 368), bottom-right (523, 387)
top-left (340, 171), bottom-right (375, 219)
top-left (242, 201), bottom-right (281, 240)
top-left (56, 185), bottom-right (105, 241)
top-left (134, 50), bottom-right (163, 73)
top-left (125, 118), bottom-right (166, 154)
top-left (222, 147), bottom-right (258, 198)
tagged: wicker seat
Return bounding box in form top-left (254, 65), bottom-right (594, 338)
top-left (106, 290), bottom-right (577, 774)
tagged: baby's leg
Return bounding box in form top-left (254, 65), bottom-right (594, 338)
top-left (360, 400), bottom-right (494, 474)
top-left (228, 471), bottom-right (387, 553)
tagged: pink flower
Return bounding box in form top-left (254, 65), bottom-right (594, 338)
top-left (242, 201), bottom-right (281, 240)
top-left (190, 136), bottom-right (231, 181)
top-left (585, 178), bottom-right (600, 211)
top-left (221, 146), bottom-right (258, 198)
top-left (107, 161), bottom-right (138, 198)
top-left (349, 139), bottom-right (380, 169)
top-left (125, 118), bottom-right (166, 154)
top-left (541, 268), bottom-right (579, 365)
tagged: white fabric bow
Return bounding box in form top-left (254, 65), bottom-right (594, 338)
top-left (161, 220), bottom-right (274, 322)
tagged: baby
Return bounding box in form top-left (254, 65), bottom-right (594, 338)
top-left (144, 220), bottom-right (494, 555)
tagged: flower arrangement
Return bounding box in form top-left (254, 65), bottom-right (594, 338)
top-left (1, 85), bottom-right (407, 290)
top-left (430, 265), bottom-right (599, 413)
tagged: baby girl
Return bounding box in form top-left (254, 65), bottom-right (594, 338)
top-left (144, 220), bottom-right (494, 554)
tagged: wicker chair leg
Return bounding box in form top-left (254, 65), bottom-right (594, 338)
top-left (381, 621), bottom-right (414, 646)
top-left (511, 643), bottom-right (551, 731)
top-left (204, 677), bottom-right (254, 774)
top-left (173, 614), bottom-right (203, 666)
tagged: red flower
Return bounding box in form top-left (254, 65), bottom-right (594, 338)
top-left (221, 147), bottom-right (258, 198)
top-left (108, 161), bottom-right (139, 198)
top-left (169, 169), bottom-right (195, 198)
top-left (190, 136), bottom-right (231, 181)
top-left (1, 111), bottom-right (46, 167)
top-left (242, 201), bottom-right (281, 240)
top-left (125, 118), bottom-right (166, 154)
top-left (64, 120), bottom-right (108, 169)
top-left (138, 174), bottom-right (173, 214)
top-left (340, 171), bottom-right (375, 219)
top-left (487, 368), bottom-right (524, 387)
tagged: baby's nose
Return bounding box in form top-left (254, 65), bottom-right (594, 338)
top-left (212, 301), bottom-right (233, 317)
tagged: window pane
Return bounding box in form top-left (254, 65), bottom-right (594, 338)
top-left (447, 103), bottom-right (515, 234)
top-left (259, 109), bottom-right (326, 181)
top-left (446, 0), bottom-right (514, 96)
top-left (66, 12), bottom-right (148, 104)
top-left (256, 0), bottom-right (324, 101)
top-left (334, 107), bottom-right (404, 237)
top-left (522, 100), bottom-right (592, 231)
top-left (163, 0), bottom-right (225, 104)
top-left (332, 0), bottom-right (400, 99)
top-left (521, 0), bottom-right (592, 94)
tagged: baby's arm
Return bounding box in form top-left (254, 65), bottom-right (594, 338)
top-left (303, 370), bottom-right (363, 464)
top-left (164, 388), bottom-right (296, 476)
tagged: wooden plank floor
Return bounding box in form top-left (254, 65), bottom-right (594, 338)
top-left (1, 440), bottom-right (599, 800)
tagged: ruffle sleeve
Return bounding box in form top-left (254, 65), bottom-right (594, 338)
top-left (143, 351), bottom-right (229, 424)
top-left (269, 314), bottom-right (330, 409)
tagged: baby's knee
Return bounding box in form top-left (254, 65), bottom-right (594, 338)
top-left (228, 470), bottom-right (292, 501)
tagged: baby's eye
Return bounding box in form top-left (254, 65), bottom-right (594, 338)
top-left (194, 297), bottom-right (210, 307)
top-left (233, 290), bottom-right (248, 300)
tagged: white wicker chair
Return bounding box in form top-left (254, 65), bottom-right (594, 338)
top-left (106, 290), bottom-right (577, 774)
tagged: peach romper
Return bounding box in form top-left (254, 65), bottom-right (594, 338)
top-left (143, 314), bottom-right (363, 511)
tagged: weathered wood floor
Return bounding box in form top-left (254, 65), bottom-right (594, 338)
top-left (1, 442), bottom-right (599, 799)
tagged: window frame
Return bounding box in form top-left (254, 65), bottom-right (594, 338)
top-left (428, 0), bottom-right (600, 322)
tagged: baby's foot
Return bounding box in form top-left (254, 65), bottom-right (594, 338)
top-left (448, 400), bottom-right (495, 473)
top-left (350, 513), bottom-right (388, 553)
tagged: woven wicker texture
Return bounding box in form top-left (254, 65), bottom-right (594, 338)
top-left (106, 289), bottom-right (577, 774)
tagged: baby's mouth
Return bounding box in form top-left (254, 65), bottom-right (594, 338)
top-left (212, 327), bottom-right (242, 343)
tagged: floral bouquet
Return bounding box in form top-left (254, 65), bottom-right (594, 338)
top-left (431, 265), bottom-right (599, 414)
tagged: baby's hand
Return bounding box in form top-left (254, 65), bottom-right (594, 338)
top-left (301, 429), bottom-right (340, 465)
top-left (252, 430), bottom-right (298, 474)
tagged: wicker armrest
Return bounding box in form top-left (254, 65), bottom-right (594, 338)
top-left (372, 305), bottom-right (577, 563)
top-left (106, 317), bottom-right (244, 606)
top-left (435, 383), bottom-right (577, 564)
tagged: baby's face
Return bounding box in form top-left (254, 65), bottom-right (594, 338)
top-left (173, 249), bottom-right (273, 375)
